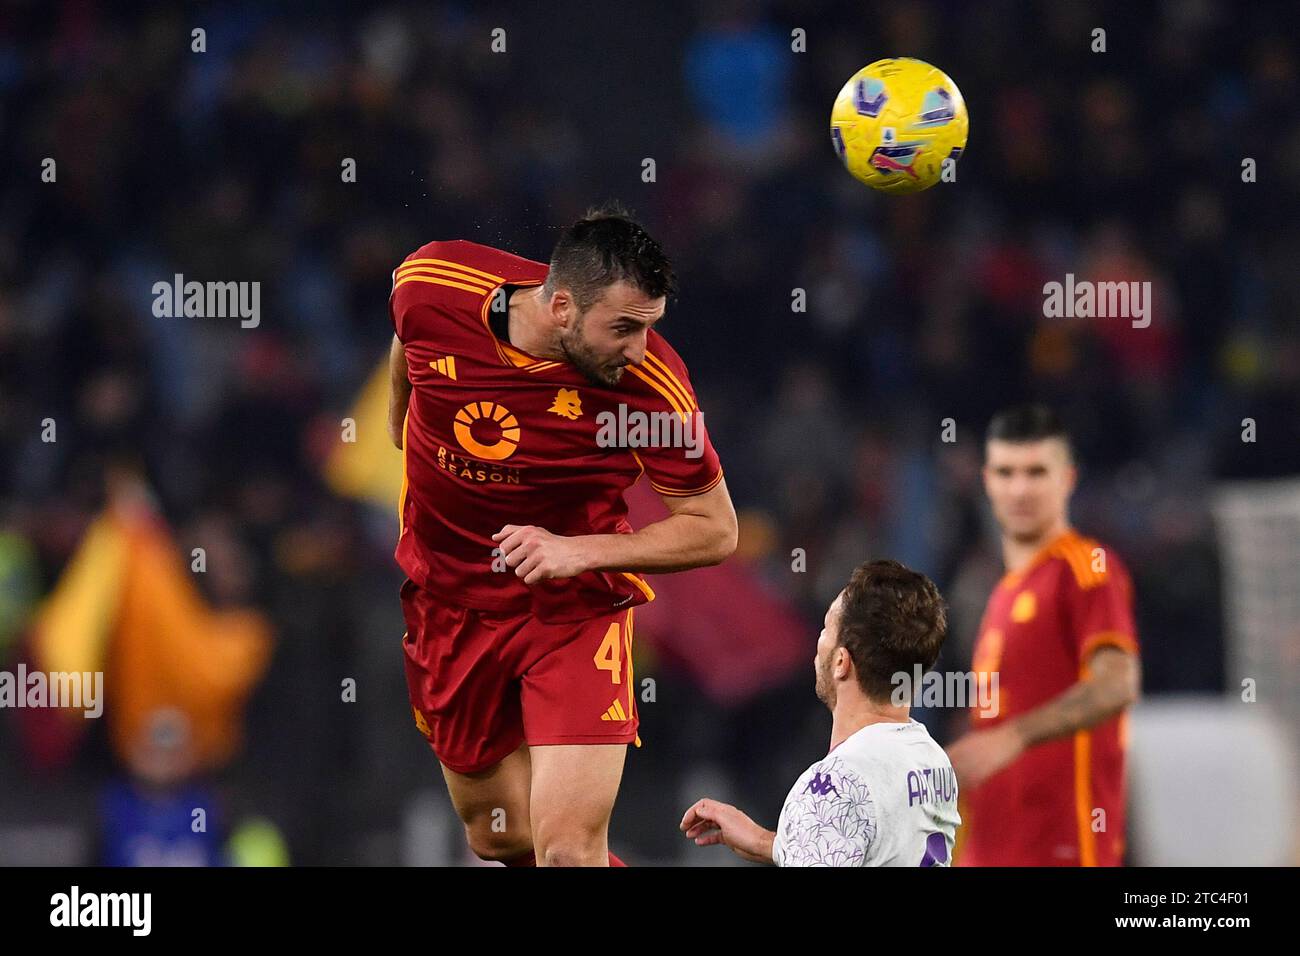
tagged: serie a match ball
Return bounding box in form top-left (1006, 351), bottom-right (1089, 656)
top-left (829, 58), bottom-right (968, 194)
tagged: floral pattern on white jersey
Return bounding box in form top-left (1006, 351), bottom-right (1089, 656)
top-left (775, 756), bottom-right (876, 867)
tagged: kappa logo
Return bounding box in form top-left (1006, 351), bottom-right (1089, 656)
top-left (453, 401), bottom-right (520, 461)
top-left (548, 387), bottom-right (582, 420)
top-left (803, 772), bottom-right (839, 797)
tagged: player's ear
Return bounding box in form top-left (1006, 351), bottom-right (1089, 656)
top-left (834, 646), bottom-right (853, 680)
top-left (549, 288), bottom-right (575, 329)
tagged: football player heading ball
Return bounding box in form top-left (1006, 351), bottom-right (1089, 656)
top-left (388, 204), bottom-right (738, 866)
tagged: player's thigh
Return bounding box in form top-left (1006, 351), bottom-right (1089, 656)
top-left (528, 742), bottom-right (627, 859)
top-left (513, 608), bottom-right (637, 863)
top-left (441, 744), bottom-right (533, 847)
top-left (401, 580), bottom-right (527, 780)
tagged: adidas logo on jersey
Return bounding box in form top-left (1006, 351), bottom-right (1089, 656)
top-left (601, 699), bottom-right (630, 722)
top-left (429, 356), bottom-right (457, 380)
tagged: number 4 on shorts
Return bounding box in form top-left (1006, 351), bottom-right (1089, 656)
top-left (593, 622), bottom-right (621, 684)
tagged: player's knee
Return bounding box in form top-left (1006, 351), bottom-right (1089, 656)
top-left (464, 823), bottom-right (531, 863)
top-left (539, 841), bottom-right (604, 867)
top-left (535, 830), bottom-right (607, 867)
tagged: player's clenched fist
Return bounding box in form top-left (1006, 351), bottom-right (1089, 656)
top-left (492, 525), bottom-right (592, 584)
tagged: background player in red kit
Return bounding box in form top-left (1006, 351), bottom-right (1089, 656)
top-left (947, 405), bottom-right (1142, 866)
top-left (386, 205), bottom-right (738, 866)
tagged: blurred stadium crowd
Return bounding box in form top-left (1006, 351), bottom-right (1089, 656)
top-left (1, 0), bottom-right (1297, 864)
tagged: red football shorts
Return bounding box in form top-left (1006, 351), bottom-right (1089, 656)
top-left (400, 579), bottom-right (641, 774)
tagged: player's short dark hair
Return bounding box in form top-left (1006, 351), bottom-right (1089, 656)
top-left (545, 201), bottom-right (677, 312)
top-left (835, 559), bottom-right (948, 704)
top-left (985, 403), bottom-right (1073, 458)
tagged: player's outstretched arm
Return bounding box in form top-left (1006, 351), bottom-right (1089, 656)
top-left (584, 478), bottom-right (738, 573)
top-left (388, 334), bottom-right (411, 449)
top-left (1009, 645), bottom-right (1141, 747)
top-left (493, 478), bottom-right (738, 583)
top-left (680, 798), bottom-right (775, 865)
top-left (948, 647), bottom-right (1140, 789)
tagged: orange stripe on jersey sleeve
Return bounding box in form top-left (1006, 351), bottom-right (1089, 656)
top-left (397, 257), bottom-right (505, 284)
top-left (394, 274), bottom-right (494, 296)
top-left (648, 468), bottom-right (724, 497)
top-left (1079, 631), bottom-right (1139, 662)
top-left (625, 365), bottom-right (689, 420)
top-left (641, 351), bottom-right (696, 412)
top-left (394, 263), bottom-right (498, 291)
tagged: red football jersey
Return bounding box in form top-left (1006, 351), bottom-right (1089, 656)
top-left (390, 240), bottom-right (723, 623)
top-left (958, 529), bottom-right (1140, 866)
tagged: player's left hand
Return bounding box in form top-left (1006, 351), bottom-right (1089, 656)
top-left (680, 798), bottom-right (774, 864)
top-left (946, 724), bottom-right (1026, 791)
top-left (492, 525), bottom-right (592, 584)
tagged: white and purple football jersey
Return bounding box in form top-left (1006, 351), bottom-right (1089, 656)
top-left (772, 719), bottom-right (960, 867)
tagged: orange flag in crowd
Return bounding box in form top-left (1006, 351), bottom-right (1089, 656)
top-left (26, 494), bottom-right (272, 773)
top-left (324, 356), bottom-right (403, 511)
top-left (107, 507), bottom-right (272, 772)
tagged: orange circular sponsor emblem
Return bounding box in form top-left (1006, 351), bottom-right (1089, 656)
top-left (453, 401), bottom-right (520, 460)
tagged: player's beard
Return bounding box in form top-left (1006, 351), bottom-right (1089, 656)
top-left (560, 313), bottom-right (625, 387)
top-left (814, 651), bottom-right (836, 709)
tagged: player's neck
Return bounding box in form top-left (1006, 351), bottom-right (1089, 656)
top-left (1001, 517), bottom-right (1071, 572)
top-left (508, 287), bottom-right (565, 361)
top-left (828, 695), bottom-right (910, 753)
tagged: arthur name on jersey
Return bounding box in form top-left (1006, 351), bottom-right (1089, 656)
top-left (908, 765), bottom-right (957, 807)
